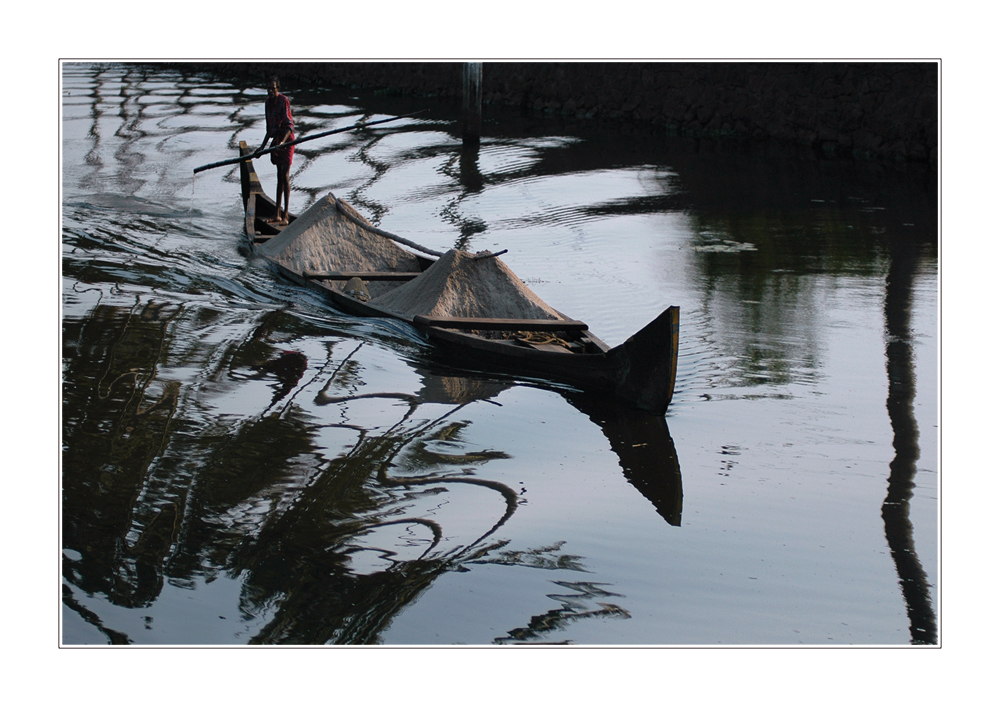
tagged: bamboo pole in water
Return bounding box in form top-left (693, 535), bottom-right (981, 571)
top-left (462, 63), bottom-right (482, 147)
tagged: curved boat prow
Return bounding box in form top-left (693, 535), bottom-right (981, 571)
top-left (607, 306), bottom-right (679, 416)
top-left (235, 140), bottom-right (680, 414)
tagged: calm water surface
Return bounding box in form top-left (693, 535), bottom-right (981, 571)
top-left (61, 63), bottom-right (938, 645)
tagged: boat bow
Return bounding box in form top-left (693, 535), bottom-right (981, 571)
top-left (607, 306), bottom-right (680, 416)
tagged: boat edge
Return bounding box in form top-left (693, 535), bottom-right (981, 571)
top-left (607, 306), bottom-right (679, 416)
top-left (237, 141), bottom-right (680, 414)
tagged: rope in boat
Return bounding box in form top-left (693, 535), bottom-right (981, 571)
top-left (518, 331), bottom-right (571, 347)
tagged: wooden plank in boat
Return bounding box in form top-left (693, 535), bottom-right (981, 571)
top-left (527, 343), bottom-right (573, 354)
top-left (413, 315), bottom-right (588, 332)
top-left (302, 271), bottom-right (420, 281)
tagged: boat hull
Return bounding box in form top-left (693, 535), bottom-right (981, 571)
top-left (237, 142), bottom-right (678, 414)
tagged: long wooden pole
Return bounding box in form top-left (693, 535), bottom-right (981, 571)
top-left (332, 199), bottom-right (444, 258)
top-left (193, 110), bottom-right (428, 174)
top-left (462, 63), bottom-right (482, 147)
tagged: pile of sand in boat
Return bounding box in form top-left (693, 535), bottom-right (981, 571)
top-left (260, 193), bottom-right (566, 324)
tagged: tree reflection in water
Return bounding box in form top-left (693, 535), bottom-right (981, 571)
top-left (61, 297), bottom-right (184, 615)
top-left (495, 580), bottom-right (630, 645)
top-left (62, 302), bottom-right (683, 644)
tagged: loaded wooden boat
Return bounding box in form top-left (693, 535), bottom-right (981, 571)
top-left (237, 141), bottom-right (679, 414)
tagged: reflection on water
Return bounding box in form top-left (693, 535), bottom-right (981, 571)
top-left (62, 290), bottom-right (682, 644)
top-left (62, 62), bottom-right (936, 645)
top-left (61, 300), bottom-right (183, 605)
top-left (882, 233), bottom-right (937, 645)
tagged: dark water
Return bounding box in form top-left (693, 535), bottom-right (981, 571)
top-left (61, 62), bottom-right (938, 645)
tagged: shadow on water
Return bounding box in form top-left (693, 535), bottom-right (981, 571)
top-left (62, 296), bottom-right (682, 644)
top-left (882, 234), bottom-right (937, 645)
top-left (565, 392), bottom-right (682, 527)
top-left (448, 141), bottom-right (488, 251)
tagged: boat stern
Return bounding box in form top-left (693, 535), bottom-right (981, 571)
top-left (238, 141), bottom-right (265, 206)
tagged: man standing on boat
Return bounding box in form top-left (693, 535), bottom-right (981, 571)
top-left (254, 76), bottom-right (295, 225)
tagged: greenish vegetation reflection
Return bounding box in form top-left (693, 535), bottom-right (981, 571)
top-left (674, 144), bottom-right (937, 642)
top-left (679, 148), bottom-right (936, 391)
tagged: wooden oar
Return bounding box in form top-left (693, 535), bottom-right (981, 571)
top-left (193, 110), bottom-right (428, 174)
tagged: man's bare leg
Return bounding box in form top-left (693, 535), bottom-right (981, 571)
top-left (279, 163), bottom-right (290, 224)
top-left (270, 163), bottom-right (290, 224)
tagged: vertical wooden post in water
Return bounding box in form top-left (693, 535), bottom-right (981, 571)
top-left (462, 62), bottom-right (482, 147)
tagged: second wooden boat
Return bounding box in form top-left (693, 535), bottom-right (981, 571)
top-left (238, 141), bottom-right (679, 414)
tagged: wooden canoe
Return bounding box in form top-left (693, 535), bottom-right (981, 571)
top-left (237, 141), bottom-right (679, 414)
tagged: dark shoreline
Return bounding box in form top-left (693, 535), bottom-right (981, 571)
top-left (164, 60), bottom-right (937, 164)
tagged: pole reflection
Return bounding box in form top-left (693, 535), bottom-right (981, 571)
top-left (881, 235), bottom-right (937, 645)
